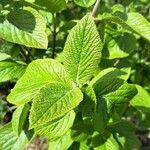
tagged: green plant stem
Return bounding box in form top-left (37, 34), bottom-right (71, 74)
top-left (52, 13), bottom-right (57, 59)
top-left (92, 0), bottom-right (101, 17)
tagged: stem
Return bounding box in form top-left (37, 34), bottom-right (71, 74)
top-left (92, 0), bottom-right (101, 17)
top-left (113, 59), bottom-right (120, 67)
top-left (52, 13), bottom-right (57, 59)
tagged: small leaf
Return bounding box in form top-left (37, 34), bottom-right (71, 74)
top-left (82, 86), bottom-right (97, 125)
top-left (29, 83), bottom-right (83, 128)
top-left (35, 110), bottom-right (75, 141)
top-left (0, 60), bottom-right (26, 83)
top-left (7, 59), bottom-right (71, 105)
top-left (105, 33), bottom-right (136, 59)
top-left (12, 104), bottom-right (30, 135)
top-left (130, 85), bottom-right (150, 113)
top-left (0, 53), bottom-right (11, 61)
top-left (74, 0), bottom-right (96, 8)
top-left (62, 14), bottom-right (103, 87)
top-left (0, 7), bottom-right (48, 49)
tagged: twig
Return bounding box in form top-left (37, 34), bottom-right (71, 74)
top-left (52, 13), bottom-right (57, 59)
top-left (92, 0), bottom-right (101, 17)
top-left (113, 59), bottom-right (120, 67)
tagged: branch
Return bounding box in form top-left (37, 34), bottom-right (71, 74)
top-left (92, 0), bottom-right (101, 17)
top-left (52, 13), bottom-right (57, 59)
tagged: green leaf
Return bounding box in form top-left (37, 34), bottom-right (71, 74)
top-left (0, 53), bottom-right (11, 61)
top-left (107, 120), bottom-right (141, 150)
top-left (74, 0), bottom-right (96, 8)
top-left (62, 14), bottom-right (103, 87)
top-left (35, 110), bottom-right (75, 141)
top-left (48, 130), bottom-right (73, 150)
top-left (82, 86), bottom-right (97, 125)
top-left (12, 104), bottom-right (30, 135)
top-left (126, 13), bottom-right (150, 41)
top-left (130, 85), bottom-right (150, 113)
top-left (101, 12), bottom-right (150, 42)
top-left (103, 83), bottom-right (137, 104)
top-left (94, 134), bottom-right (120, 150)
top-left (30, 83), bottom-right (83, 128)
top-left (93, 98), bottom-right (111, 134)
top-left (0, 124), bottom-right (18, 150)
top-left (0, 60), bottom-right (26, 83)
top-left (0, 123), bottom-right (32, 150)
top-left (25, 0), bottom-right (67, 13)
top-left (105, 33), bottom-right (136, 59)
top-left (7, 59), bottom-right (71, 105)
top-left (0, 7), bottom-right (48, 49)
top-left (11, 130), bottom-right (33, 150)
top-left (89, 68), bottom-right (126, 96)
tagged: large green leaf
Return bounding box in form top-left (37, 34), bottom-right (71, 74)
top-left (0, 60), bottom-right (26, 83)
top-left (126, 13), bottom-right (150, 41)
top-left (12, 104), bottom-right (30, 135)
top-left (103, 83), bottom-right (137, 104)
top-left (0, 7), bottom-right (48, 49)
top-left (62, 14), bottom-right (103, 87)
top-left (30, 82), bottom-right (82, 128)
top-left (89, 68), bottom-right (127, 96)
top-left (25, 0), bottom-right (67, 13)
top-left (35, 110), bottom-right (75, 141)
top-left (7, 59), bottom-right (71, 105)
top-left (48, 130), bottom-right (73, 150)
top-left (74, 0), bottom-right (96, 8)
top-left (130, 85), bottom-right (150, 112)
top-left (0, 123), bottom-right (32, 150)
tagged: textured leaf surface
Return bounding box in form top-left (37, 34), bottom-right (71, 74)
top-left (25, 0), bottom-right (66, 13)
top-left (7, 59), bottom-right (70, 105)
top-left (35, 111), bottom-right (75, 141)
top-left (12, 104), bottom-right (30, 135)
top-left (74, 0), bottom-right (96, 7)
top-left (48, 130), bottom-right (73, 150)
top-left (0, 124), bottom-right (18, 150)
top-left (89, 68), bottom-right (127, 96)
top-left (0, 60), bottom-right (26, 83)
top-left (0, 123), bottom-right (31, 150)
top-left (0, 7), bottom-right (48, 49)
top-left (30, 83), bottom-right (82, 128)
top-left (104, 83), bottom-right (137, 104)
top-left (62, 14), bottom-right (103, 86)
top-left (130, 85), bottom-right (150, 112)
